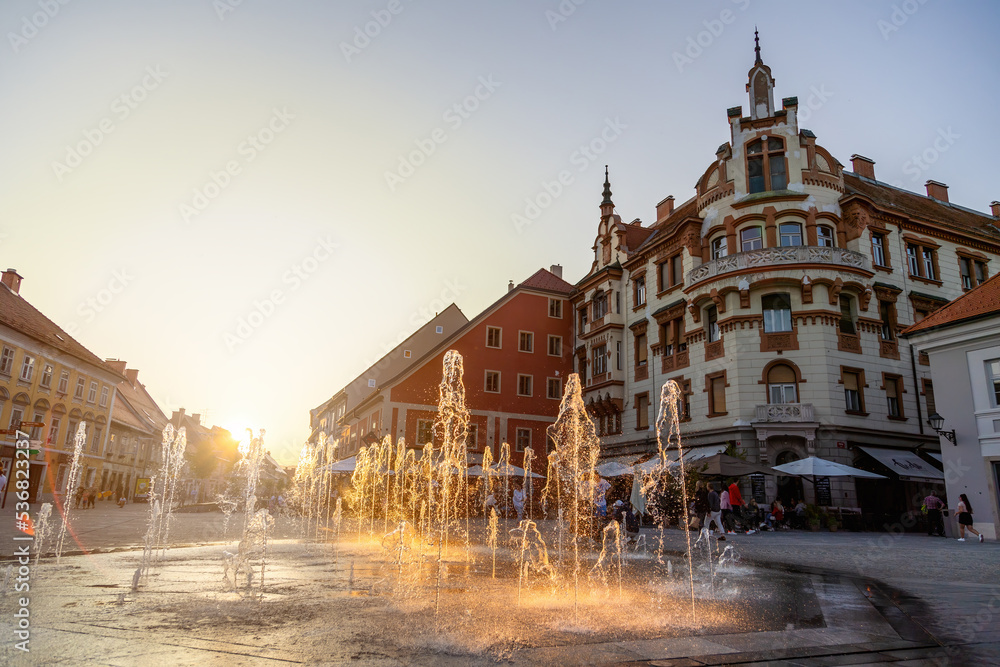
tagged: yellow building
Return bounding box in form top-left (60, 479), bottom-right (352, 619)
top-left (0, 269), bottom-right (123, 504)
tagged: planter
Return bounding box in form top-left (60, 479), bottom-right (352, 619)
top-left (828, 525), bottom-right (838, 533)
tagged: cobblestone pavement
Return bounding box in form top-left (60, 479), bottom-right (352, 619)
top-left (2, 503), bottom-right (998, 664)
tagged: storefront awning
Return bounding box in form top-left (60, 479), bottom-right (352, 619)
top-left (857, 446), bottom-right (945, 482)
top-left (926, 452), bottom-right (943, 463)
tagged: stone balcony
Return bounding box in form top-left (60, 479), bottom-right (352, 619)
top-left (754, 403), bottom-right (815, 423)
top-left (687, 246), bottom-right (871, 287)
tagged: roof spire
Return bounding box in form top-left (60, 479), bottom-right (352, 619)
top-left (754, 26), bottom-right (762, 65)
top-left (601, 165), bottom-right (613, 206)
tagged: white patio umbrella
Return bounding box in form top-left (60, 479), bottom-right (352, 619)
top-left (596, 461), bottom-right (634, 477)
top-left (321, 456), bottom-right (357, 473)
top-left (466, 465), bottom-right (486, 477)
top-left (771, 456), bottom-right (886, 479)
top-left (490, 462), bottom-right (545, 479)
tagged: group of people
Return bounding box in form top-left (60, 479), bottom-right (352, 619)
top-left (692, 480), bottom-right (753, 539)
top-left (923, 490), bottom-right (985, 543)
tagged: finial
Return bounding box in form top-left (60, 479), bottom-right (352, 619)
top-left (754, 27), bottom-right (762, 65)
top-left (601, 165), bottom-right (613, 207)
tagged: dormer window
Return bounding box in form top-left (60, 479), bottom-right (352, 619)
top-left (747, 137), bottom-right (787, 193)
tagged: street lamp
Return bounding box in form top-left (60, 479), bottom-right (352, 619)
top-left (928, 413), bottom-right (957, 445)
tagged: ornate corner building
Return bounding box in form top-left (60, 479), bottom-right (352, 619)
top-left (571, 37), bottom-right (1000, 511)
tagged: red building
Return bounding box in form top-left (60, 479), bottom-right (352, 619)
top-left (317, 267), bottom-right (574, 473)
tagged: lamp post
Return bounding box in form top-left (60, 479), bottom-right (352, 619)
top-left (928, 413), bottom-right (957, 445)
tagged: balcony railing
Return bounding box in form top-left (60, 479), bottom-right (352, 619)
top-left (755, 403), bottom-right (815, 423)
top-left (687, 246), bottom-right (871, 286)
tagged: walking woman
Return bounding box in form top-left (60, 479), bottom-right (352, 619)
top-left (956, 493), bottom-right (984, 543)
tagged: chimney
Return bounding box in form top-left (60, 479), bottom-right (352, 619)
top-left (925, 180), bottom-right (949, 202)
top-left (104, 359), bottom-right (127, 375)
top-left (989, 201), bottom-right (999, 218)
top-left (508, 280), bottom-right (515, 292)
top-left (192, 413), bottom-right (201, 425)
top-left (549, 264), bottom-right (563, 279)
top-left (656, 195), bottom-right (675, 221)
top-left (125, 368), bottom-right (139, 386)
top-left (850, 155), bottom-right (876, 180)
top-left (1, 269), bottom-right (23, 295)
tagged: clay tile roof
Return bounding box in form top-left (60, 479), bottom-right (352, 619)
top-left (112, 399), bottom-right (155, 434)
top-left (623, 223), bottom-right (655, 252)
top-left (518, 268), bottom-right (574, 294)
top-left (901, 272), bottom-right (1000, 336)
top-left (844, 172), bottom-right (1000, 241)
top-left (0, 283), bottom-right (112, 372)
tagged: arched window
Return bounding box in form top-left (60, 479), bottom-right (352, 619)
top-left (747, 137), bottom-right (787, 193)
top-left (761, 293), bottom-right (792, 332)
top-left (779, 222), bottom-right (802, 247)
top-left (817, 225), bottom-right (836, 247)
top-left (767, 364), bottom-right (798, 404)
top-left (740, 226), bottom-right (763, 252)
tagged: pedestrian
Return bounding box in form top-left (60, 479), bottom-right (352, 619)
top-left (594, 474), bottom-right (610, 518)
top-left (87, 487), bottom-right (96, 509)
top-left (694, 480), bottom-right (709, 531)
top-left (955, 493), bottom-right (984, 543)
top-left (793, 499), bottom-right (807, 530)
top-left (512, 482), bottom-right (525, 522)
top-left (74, 485), bottom-right (85, 509)
top-left (720, 486), bottom-right (733, 533)
top-left (923, 490), bottom-right (945, 537)
top-left (707, 482), bottom-right (725, 540)
top-left (612, 500), bottom-right (640, 543)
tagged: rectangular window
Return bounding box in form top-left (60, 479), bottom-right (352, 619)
top-left (547, 378), bottom-right (562, 399)
top-left (706, 306), bottom-right (719, 342)
top-left (467, 424), bottom-right (478, 450)
top-left (960, 257), bottom-right (974, 290)
top-left (75, 378), bottom-right (86, 400)
top-left (40, 364), bottom-right (53, 389)
top-left (515, 428), bottom-right (531, 452)
top-left (19, 355), bottom-right (35, 383)
top-left (100, 386), bottom-right (110, 408)
top-left (66, 420), bottom-right (79, 446)
top-left (58, 370), bottom-right (70, 394)
top-left (871, 233), bottom-right (887, 266)
top-left (817, 226), bottom-right (835, 247)
top-left (616, 340), bottom-right (622, 371)
top-left (711, 237), bottom-right (728, 259)
top-left (485, 370), bottom-right (500, 393)
top-left (974, 261), bottom-right (987, 286)
top-left (518, 331), bottom-right (534, 353)
top-left (48, 416), bottom-right (61, 445)
top-left (747, 153), bottom-right (764, 193)
top-left (741, 227), bottom-right (763, 252)
top-left (548, 298), bottom-right (563, 318)
top-left (987, 360), bottom-right (1000, 409)
top-left (0, 346), bottom-right (14, 376)
top-left (661, 316), bottom-right (686, 356)
top-left (906, 244), bottom-right (920, 276)
top-left (593, 292), bottom-right (608, 319)
top-left (922, 249), bottom-right (936, 280)
top-left (90, 426), bottom-right (102, 454)
top-left (679, 380), bottom-right (692, 420)
top-left (9, 407), bottom-right (24, 430)
top-left (634, 276), bottom-right (646, 306)
top-left (635, 333), bottom-right (647, 367)
top-left (762, 293), bottom-right (792, 333)
top-left (708, 374), bottom-right (727, 416)
top-left (30, 411), bottom-right (45, 440)
top-left (517, 374), bottom-right (533, 397)
top-left (548, 335), bottom-right (562, 357)
top-left (635, 392), bottom-right (649, 430)
top-left (843, 370), bottom-right (864, 413)
top-left (486, 326), bottom-right (502, 348)
top-left (779, 222), bottom-right (802, 247)
top-left (592, 345), bottom-right (608, 375)
top-left (769, 383), bottom-right (797, 404)
top-left (578, 307), bottom-right (588, 329)
top-left (839, 296), bottom-right (856, 335)
top-left (922, 379), bottom-right (937, 417)
top-left (416, 419), bottom-right (434, 446)
top-left (884, 374), bottom-right (903, 418)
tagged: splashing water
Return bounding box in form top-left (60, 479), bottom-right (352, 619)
top-left (33, 503), bottom-right (53, 567)
top-left (55, 421), bottom-right (87, 562)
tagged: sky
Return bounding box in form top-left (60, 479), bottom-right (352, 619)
top-left (1, 1), bottom-right (998, 465)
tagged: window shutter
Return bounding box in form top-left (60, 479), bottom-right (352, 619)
top-left (712, 377), bottom-right (726, 412)
top-left (768, 364), bottom-right (796, 384)
top-left (843, 372), bottom-right (859, 391)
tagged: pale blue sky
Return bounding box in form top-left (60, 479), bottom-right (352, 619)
top-left (1, 1), bottom-right (998, 463)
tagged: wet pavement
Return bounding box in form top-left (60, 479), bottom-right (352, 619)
top-left (0, 505), bottom-right (997, 665)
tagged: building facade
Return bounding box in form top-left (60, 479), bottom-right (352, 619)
top-left (903, 273), bottom-right (1000, 539)
top-left (314, 268), bottom-right (574, 472)
top-left (105, 360), bottom-right (168, 501)
top-left (571, 45), bottom-right (1000, 523)
top-left (0, 269), bottom-right (123, 503)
